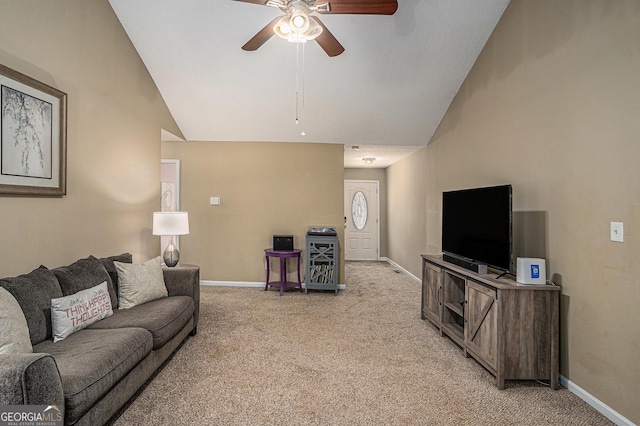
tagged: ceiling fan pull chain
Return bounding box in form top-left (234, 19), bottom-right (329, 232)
top-left (294, 41), bottom-right (307, 135)
top-left (295, 42), bottom-right (300, 125)
top-left (302, 41), bottom-right (306, 109)
top-left (300, 43), bottom-right (306, 136)
top-left (295, 41), bottom-right (306, 126)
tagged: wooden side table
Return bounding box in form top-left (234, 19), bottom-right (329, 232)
top-left (264, 249), bottom-right (302, 296)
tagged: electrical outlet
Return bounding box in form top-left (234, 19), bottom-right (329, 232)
top-left (610, 222), bottom-right (623, 242)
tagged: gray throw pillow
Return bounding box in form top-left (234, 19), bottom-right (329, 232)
top-left (0, 287), bottom-right (33, 353)
top-left (96, 253), bottom-right (133, 308)
top-left (115, 257), bottom-right (167, 309)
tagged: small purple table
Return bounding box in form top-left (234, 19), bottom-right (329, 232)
top-left (264, 248), bottom-right (303, 296)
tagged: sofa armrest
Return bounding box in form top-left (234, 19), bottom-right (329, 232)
top-left (0, 353), bottom-right (64, 406)
top-left (163, 265), bottom-right (200, 335)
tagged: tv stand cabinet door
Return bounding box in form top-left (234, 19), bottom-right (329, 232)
top-left (465, 280), bottom-right (498, 375)
top-left (421, 260), bottom-right (442, 329)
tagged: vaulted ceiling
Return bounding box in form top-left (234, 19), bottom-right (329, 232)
top-left (109, 0), bottom-right (510, 167)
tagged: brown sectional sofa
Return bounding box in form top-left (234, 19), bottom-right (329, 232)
top-left (0, 254), bottom-right (199, 425)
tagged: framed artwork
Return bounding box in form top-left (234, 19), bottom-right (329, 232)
top-left (0, 64), bottom-right (67, 196)
top-left (161, 159), bottom-right (180, 213)
top-left (160, 159), bottom-right (181, 252)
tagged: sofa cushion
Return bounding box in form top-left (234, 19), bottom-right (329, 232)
top-left (96, 253), bottom-right (132, 308)
top-left (0, 287), bottom-right (33, 354)
top-left (52, 257), bottom-right (118, 312)
top-left (87, 296), bottom-right (194, 350)
top-left (51, 282), bottom-right (113, 342)
top-left (115, 257), bottom-right (167, 309)
top-left (33, 327), bottom-right (152, 425)
top-left (0, 266), bottom-right (63, 346)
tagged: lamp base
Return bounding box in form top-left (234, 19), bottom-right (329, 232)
top-left (163, 237), bottom-right (180, 267)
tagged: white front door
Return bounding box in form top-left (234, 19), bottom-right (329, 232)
top-left (344, 180), bottom-right (379, 261)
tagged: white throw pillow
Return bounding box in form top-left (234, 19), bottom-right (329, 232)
top-left (0, 287), bottom-right (33, 354)
top-left (115, 256), bottom-right (167, 310)
top-left (51, 281), bottom-right (113, 343)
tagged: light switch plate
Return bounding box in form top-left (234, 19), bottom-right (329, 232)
top-left (210, 197), bottom-right (221, 206)
top-left (610, 222), bottom-right (623, 242)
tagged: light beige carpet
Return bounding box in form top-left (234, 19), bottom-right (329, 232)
top-left (111, 261), bottom-right (612, 425)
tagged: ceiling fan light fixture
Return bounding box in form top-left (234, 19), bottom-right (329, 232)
top-left (274, 16), bottom-right (292, 38)
top-left (301, 19), bottom-right (322, 41)
top-left (274, 12), bottom-right (322, 43)
top-left (292, 14), bottom-right (306, 30)
top-left (290, 8), bottom-right (310, 33)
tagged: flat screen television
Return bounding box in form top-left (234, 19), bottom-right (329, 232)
top-left (442, 184), bottom-right (512, 273)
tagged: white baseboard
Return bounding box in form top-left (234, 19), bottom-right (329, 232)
top-left (383, 257), bottom-right (421, 283)
top-left (201, 280), bottom-right (346, 290)
top-left (559, 375), bottom-right (635, 426)
top-left (201, 280), bottom-right (264, 288)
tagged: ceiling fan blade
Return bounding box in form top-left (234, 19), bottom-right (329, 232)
top-left (317, 0), bottom-right (398, 15)
top-left (232, 0), bottom-right (269, 5)
top-left (242, 17), bottom-right (280, 51)
top-left (311, 16), bottom-right (345, 57)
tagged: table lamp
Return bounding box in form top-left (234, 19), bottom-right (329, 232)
top-left (153, 212), bottom-right (189, 267)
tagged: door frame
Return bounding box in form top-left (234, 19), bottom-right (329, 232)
top-left (344, 179), bottom-right (381, 261)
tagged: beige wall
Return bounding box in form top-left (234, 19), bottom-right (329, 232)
top-left (3, 0), bottom-right (637, 421)
top-left (0, 0), bottom-right (181, 277)
top-left (344, 168), bottom-right (388, 258)
top-left (162, 141), bottom-right (344, 283)
top-left (387, 0), bottom-right (640, 422)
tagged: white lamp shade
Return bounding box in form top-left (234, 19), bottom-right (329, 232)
top-left (153, 212), bottom-right (189, 236)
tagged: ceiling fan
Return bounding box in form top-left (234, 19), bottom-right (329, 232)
top-left (234, 0), bottom-right (398, 57)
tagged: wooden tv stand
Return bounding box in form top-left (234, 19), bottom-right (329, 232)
top-left (421, 255), bottom-right (560, 390)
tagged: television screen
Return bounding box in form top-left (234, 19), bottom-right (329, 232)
top-left (442, 185), bottom-right (512, 272)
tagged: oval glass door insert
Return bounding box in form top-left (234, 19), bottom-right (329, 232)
top-left (352, 191), bottom-right (368, 230)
